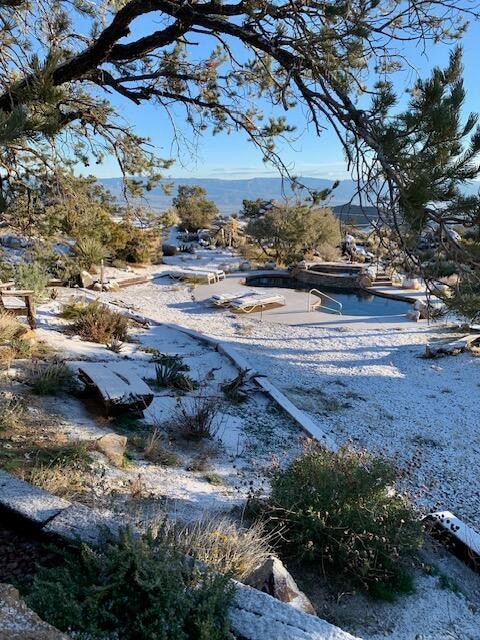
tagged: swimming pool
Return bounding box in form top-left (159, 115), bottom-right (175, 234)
top-left (245, 275), bottom-right (412, 317)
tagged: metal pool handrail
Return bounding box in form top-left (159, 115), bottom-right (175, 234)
top-left (308, 288), bottom-right (343, 314)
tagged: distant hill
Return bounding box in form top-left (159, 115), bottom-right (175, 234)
top-left (98, 176), bottom-right (480, 221)
top-left (98, 176), bottom-right (363, 214)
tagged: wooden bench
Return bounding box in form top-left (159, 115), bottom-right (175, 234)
top-left (77, 363), bottom-right (154, 416)
top-left (0, 284), bottom-right (36, 329)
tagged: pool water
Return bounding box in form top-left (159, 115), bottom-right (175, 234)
top-left (311, 290), bottom-right (411, 316)
top-left (246, 275), bottom-right (412, 317)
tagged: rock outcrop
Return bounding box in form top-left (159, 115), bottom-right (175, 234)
top-left (0, 583), bottom-right (69, 639)
top-left (245, 555), bottom-right (317, 616)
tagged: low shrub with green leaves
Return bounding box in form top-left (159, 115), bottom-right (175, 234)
top-left (14, 263), bottom-right (50, 301)
top-left (257, 446), bottom-right (423, 599)
top-left (149, 354), bottom-right (196, 392)
top-left (26, 528), bottom-right (233, 640)
top-left (63, 300), bottom-right (129, 343)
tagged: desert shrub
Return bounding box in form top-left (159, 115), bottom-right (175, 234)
top-left (14, 263), bottom-right (50, 301)
top-left (257, 446), bottom-right (423, 599)
top-left (110, 223), bottom-right (154, 264)
top-left (69, 301), bottom-right (129, 343)
top-left (173, 517), bottom-right (272, 580)
top-left (73, 237), bottom-right (108, 269)
top-left (26, 528), bottom-right (233, 640)
top-left (174, 394), bottom-right (220, 441)
top-left (60, 298), bottom-right (88, 320)
top-left (150, 354), bottom-right (196, 391)
top-left (27, 361), bottom-right (73, 395)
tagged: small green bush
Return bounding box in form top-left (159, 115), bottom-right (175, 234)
top-left (258, 446), bottom-right (423, 599)
top-left (26, 528), bottom-right (233, 640)
top-left (149, 354), bottom-right (196, 392)
top-left (14, 263), bottom-right (49, 301)
top-left (68, 301), bottom-right (129, 343)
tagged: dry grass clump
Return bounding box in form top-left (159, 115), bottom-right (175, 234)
top-left (0, 312), bottom-right (24, 343)
top-left (172, 517), bottom-right (273, 580)
top-left (0, 392), bottom-right (25, 431)
top-left (27, 361), bottom-right (74, 395)
top-left (62, 300), bottom-right (129, 343)
top-left (29, 441), bottom-right (93, 499)
top-left (174, 394), bottom-right (221, 441)
top-left (143, 429), bottom-right (180, 467)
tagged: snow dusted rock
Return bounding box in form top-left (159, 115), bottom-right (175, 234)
top-left (264, 260), bottom-right (277, 270)
top-left (92, 282), bottom-right (103, 291)
top-left (80, 270), bottom-right (95, 288)
top-left (0, 583), bottom-right (69, 639)
top-left (0, 469), bottom-right (70, 525)
top-left (107, 279), bottom-right (120, 291)
top-left (0, 234), bottom-right (28, 249)
top-left (43, 503), bottom-right (121, 546)
top-left (240, 260), bottom-right (252, 271)
top-left (245, 555), bottom-right (316, 616)
top-left (96, 433), bottom-right (127, 467)
top-left (357, 274), bottom-right (372, 289)
top-left (405, 308), bottom-right (421, 322)
top-left (231, 582), bottom-right (359, 640)
top-left (413, 299), bottom-right (429, 319)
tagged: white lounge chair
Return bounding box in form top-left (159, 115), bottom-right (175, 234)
top-left (169, 270), bottom-right (217, 285)
top-left (210, 290), bottom-right (256, 306)
top-left (189, 267), bottom-right (225, 282)
top-left (229, 293), bottom-right (286, 313)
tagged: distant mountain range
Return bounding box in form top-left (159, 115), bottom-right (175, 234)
top-left (98, 176), bottom-right (480, 224)
top-left (98, 176), bottom-right (366, 215)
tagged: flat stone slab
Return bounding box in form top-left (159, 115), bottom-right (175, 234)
top-left (0, 583), bottom-right (69, 639)
top-left (231, 582), bottom-right (359, 640)
top-left (0, 470), bottom-right (70, 525)
top-left (43, 503), bottom-right (121, 546)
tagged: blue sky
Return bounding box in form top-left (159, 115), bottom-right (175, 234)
top-left (89, 16), bottom-right (480, 181)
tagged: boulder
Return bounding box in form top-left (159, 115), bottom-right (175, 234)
top-left (413, 299), bottom-right (429, 319)
top-left (80, 270), bottom-right (95, 288)
top-left (244, 555), bottom-right (316, 616)
top-left (92, 282), bottom-right (102, 291)
top-left (0, 583), bottom-right (69, 639)
top-left (96, 433), bottom-right (127, 467)
top-left (357, 274), bottom-right (372, 289)
top-left (0, 234), bottom-right (28, 249)
top-left (264, 261), bottom-right (276, 270)
top-left (406, 308), bottom-right (421, 322)
top-left (240, 261), bottom-right (252, 272)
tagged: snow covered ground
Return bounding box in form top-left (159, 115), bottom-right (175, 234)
top-left (32, 273), bottom-right (480, 640)
top-left (98, 275), bottom-right (480, 529)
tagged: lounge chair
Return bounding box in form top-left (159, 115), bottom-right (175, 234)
top-left (186, 267), bottom-right (226, 282)
top-left (169, 270), bottom-right (217, 285)
top-left (229, 293), bottom-right (286, 313)
top-left (210, 290), bottom-right (256, 306)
